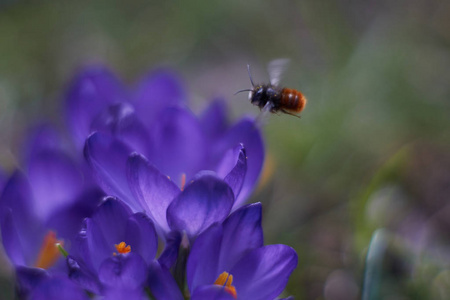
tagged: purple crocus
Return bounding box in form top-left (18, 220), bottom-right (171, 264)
top-left (0, 65), bottom-right (298, 299)
top-left (66, 66), bottom-right (264, 212)
top-left (125, 146), bottom-right (245, 238)
top-left (0, 126), bottom-right (103, 296)
top-left (66, 197), bottom-right (182, 298)
top-left (187, 203), bottom-right (298, 300)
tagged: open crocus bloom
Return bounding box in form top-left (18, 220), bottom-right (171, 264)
top-left (68, 67), bottom-right (264, 211)
top-left (67, 197), bottom-right (160, 295)
top-left (85, 129), bottom-right (249, 241)
top-left (187, 203), bottom-right (298, 300)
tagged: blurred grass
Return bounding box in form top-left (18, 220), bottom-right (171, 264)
top-left (1, 0), bottom-right (450, 299)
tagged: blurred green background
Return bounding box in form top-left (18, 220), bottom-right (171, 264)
top-left (1, 0), bottom-right (450, 299)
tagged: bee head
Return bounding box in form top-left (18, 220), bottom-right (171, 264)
top-left (250, 86), bottom-right (266, 107)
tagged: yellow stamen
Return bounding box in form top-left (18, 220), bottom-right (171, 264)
top-left (214, 272), bottom-right (237, 299)
top-left (215, 272), bottom-right (228, 286)
top-left (180, 173), bottom-right (186, 191)
top-left (34, 231), bottom-right (63, 269)
top-left (114, 241), bottom-right (131, 254)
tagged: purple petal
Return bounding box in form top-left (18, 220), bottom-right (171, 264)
top-left (98, 253), bottom-right (147, 290)
top-left (230, 245), bottom-right (298, 300)
top-left (191, 285), bottom-right (236, 300)
top-left (89, 198), bottom-right (132, 262)
top-left (216, 144), bottom-right (247, 201)
top-left (215, 118), bottom-right (264, 208)
top-left (65, 66), bottom-right (127, 149)
top-left (199, 98), bottom-right (228, 140)
top-left (127, 153), bottom-right (179, 233)
top-left (22, 123), bottom-right (64, 164)
top-left (167, 175), bottom-right (233, 238)
top-left (102, 288), bottom-right (147, 300)
top-left (27, 149), bottom-right (83, 220)
top-left (15, 266), bottom-right (49, 298)
top-left (84, 132), bottom-right (140, 211)
top-left (80, 198), bottom-right (132, 272)
top-left (125, 213), bottom-right (158, 264)
top-left (91, 102), bottom-right (151, 157)
top-left (158, 231), bottom-right (182, 269)
top-left (84, 218), bottom-right (110, 272)
top-left (148, 260), bottom-right (184, 300)
top-left (187, 224), bottom-right (223, 292)
top-left (45, 187), bottom-right (104, 243)
top-left (0, 172), bottom-right (43, 265)
top-left (0, 209), bottom-right (26, 266)
top-left (67, 255), bottom-right (103, 294)
top-left (28, 275), bottom-right (90, 300)
top-left (218, 203), bottom-right (264, 272)
top-left (148, 107), bottom-right (206, 183)
top-left (133, 69), bottom-right (186, 129)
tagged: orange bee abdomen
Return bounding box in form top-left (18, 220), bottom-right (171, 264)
top-left (280, 88), bottom-right (307, 112)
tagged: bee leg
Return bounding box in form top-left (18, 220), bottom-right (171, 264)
top-left (280, 109), bottom-right (301, 118)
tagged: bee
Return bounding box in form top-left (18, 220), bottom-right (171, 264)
top-left (236, 59), bottom-right (307, 118)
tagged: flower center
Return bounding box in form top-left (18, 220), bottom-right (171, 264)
top-left (214, 271), bottom-right (237, 299)
top-left (114, 241), bottom-right (131, 255)
top-left (34, 231), bottom-right (63, 269)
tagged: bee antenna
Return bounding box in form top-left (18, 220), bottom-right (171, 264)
top-left (247, 64), bottom-right (255, 87)
top-left (234, 89), bottom-right (252, 95)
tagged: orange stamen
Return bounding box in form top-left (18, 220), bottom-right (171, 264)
top-left (214, 272), bottom-right (237, 299)
top-left (180, 173), bottom-right (186, 191)
top-left (114, 241), bottom-right (131, 254)
top-left (34, 231), bottom-right (63, 269)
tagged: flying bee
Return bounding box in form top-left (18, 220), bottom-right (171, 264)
top-left (236, 59), bottom-right (307, 118)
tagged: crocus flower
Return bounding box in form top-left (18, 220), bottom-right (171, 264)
top-left (66, 66), bottom-right (264, 211)
top-left (125, 145), bottom-right (245, 238)
top-left (0, 126), bottom-right (103, 296)
top-left (187, 202), bottom-right (298, 300)
top-left (0, 65), bottom-right (298, 299)
top-left (66, 197), bottom-right (182, 298)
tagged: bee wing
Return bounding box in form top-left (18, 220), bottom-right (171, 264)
top-left (255, 102), bottom-right (274, 128)
top-left (267, 58), bottom-right (290, 86)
